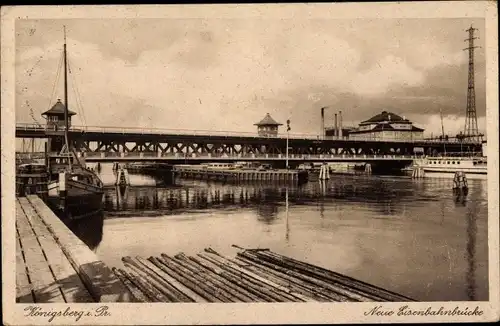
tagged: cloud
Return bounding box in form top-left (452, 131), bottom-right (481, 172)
top-left (352, 55), bottom-right (425, 95)
top-left (406, 113), bottom-right (486, 138)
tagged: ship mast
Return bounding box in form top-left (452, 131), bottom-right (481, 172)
top-left (63, 25), bottom-right (72, 171)
top-left (440, 108), bottom-right (446, 155)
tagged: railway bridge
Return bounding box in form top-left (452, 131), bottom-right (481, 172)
top-left (16, 123), bottom-right (482, 160)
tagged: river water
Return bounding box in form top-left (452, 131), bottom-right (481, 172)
top-left (70, 164), bottom-right (489, 302)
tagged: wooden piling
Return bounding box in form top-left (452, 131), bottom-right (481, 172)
top-left (412, 167), bottom-right (425, 178)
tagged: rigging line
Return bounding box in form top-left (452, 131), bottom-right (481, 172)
top-left (28, 105), bottom-right (42, 127)
top-left (26, 55), bottom-right (43, 77)
top-left (67, 60), bottom-right (84, 128)
top-left (75, 79), bottom-right (88, 130)
top-left (47, 51), bottom-right (64, 111)
top-left (70, 63), bottom-right (87, 129)
top-left (67, 58), bottom-right (88, 129)
top-left (66, 60), bottom-right (82, 119)
top-left (25, 99), bottom-right (42, 127)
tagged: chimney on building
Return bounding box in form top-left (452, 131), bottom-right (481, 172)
top-left (334, 113), bottom-right (338, 138)
top-left (339, 111), bottom-right (343, 139)
top-left (321, 107), bottom-right (325, 138)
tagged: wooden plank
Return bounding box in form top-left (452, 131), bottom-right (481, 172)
top-left (18, 197), bottom-right (51, 237)
top-left (16, 200), bottom-right (65, 303)
top-left (16, 200), bottom-right (35, 239)
top-left (27, 195), bottom-right (134, 302)
top-left (16, 237), bottom-right (34, 303)
top-left (21, 198), bottom-right (94, 302)
top-left (38, 236), bottom-right (94, 303)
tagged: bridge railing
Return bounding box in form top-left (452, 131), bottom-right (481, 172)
top-left (15, 151), bottom-right (427, 160)
top-left (16, 123), bottom-right (484, 144)
top-left (72, 152), bottom-right (418, 160)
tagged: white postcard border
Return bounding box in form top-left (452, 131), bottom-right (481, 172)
top-left (2, 2), bottom-right (498, 325)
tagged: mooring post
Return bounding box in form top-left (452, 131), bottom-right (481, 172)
top-left (364, 163), bottom-right (372, 174)
top-left (115, 168), bottom-right (131, 186)
top-left (412, 167), bottom-right (425, 179)
top-left (58, 172), bottom-right (68, 213)
top-left (453, 171), bottom-right (469, 193)
top-left (319, 164), bottom-right (330, 180)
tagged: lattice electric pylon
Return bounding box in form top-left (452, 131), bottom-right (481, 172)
top-left (463, 25), bottom-right (480, 143)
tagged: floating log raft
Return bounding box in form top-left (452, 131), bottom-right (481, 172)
top-left (114, 246), bottom-right (415, 303)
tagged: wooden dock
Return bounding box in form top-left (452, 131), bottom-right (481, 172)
top-left (16, 195), bottom-right (134, 303)
top-left (173, 165), bottom-right (309, 184)
top-left (113, 247), bottom-right (415, 303)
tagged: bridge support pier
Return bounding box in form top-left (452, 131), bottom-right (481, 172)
top-left (364, 163), bottom-right (372, 174)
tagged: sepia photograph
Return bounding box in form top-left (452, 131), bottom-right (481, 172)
top-left (1, 2), bottom-right (498, 325)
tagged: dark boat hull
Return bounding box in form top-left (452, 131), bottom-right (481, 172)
top-left (47, 191), bottom-right (104, 220)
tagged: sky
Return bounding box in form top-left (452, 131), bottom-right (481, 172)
top-left (15, 18), bottom-right (486, 137)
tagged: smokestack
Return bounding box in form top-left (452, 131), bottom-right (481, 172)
top-left (339, 111), bottom-right (343, 139)
top-left (334, 113), bottom-right (338, 138)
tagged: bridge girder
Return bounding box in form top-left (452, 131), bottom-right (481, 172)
top-left (17, 128), bottom-right (483, 157)
top-left (68, 136), bottom-right (481, 157)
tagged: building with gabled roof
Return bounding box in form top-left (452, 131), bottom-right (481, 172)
top-left (254, 113), bottom-right (282, 137)
top-left (348, 110), bottom-right (424, 141)
top-left (42, 99), bottom-right (76, 130)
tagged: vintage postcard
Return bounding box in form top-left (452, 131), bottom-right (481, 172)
top-left (1, 2), bottom-right (499, 325)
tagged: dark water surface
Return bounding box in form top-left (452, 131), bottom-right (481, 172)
top-left (70, 164), bottom-right (488, 302)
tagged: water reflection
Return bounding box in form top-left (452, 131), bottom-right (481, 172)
top-left (102, 175), bottom-right (435, 219)
top-left (285, 186), bottom-right (290, 242)
top-left (63, 210), bottom-right (104, 251)
top-left (465, 182), bottom-right (482, 301)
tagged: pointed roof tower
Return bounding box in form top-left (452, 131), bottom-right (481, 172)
top-left (254, 113), bottom-right (282, 126)
top-left (42, 99), bottom-right (76, 117)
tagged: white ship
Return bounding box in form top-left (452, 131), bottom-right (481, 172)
top-left (415, 155), bottom-right (487, 175)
